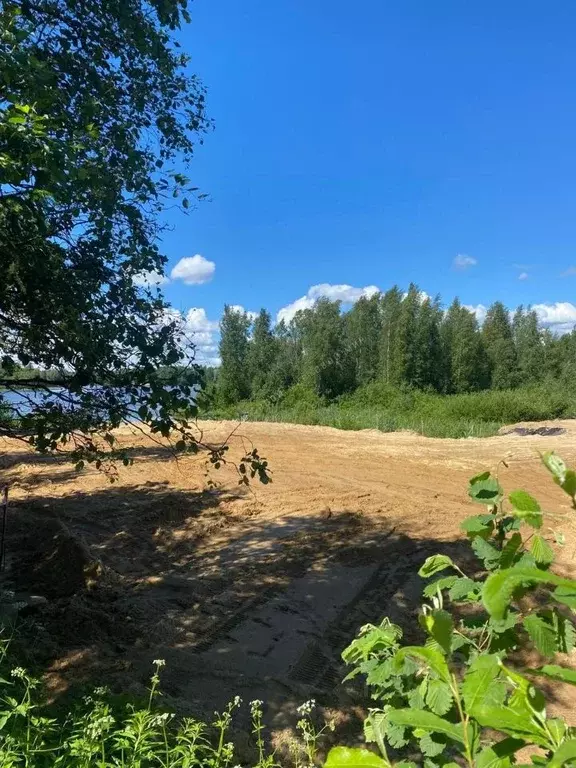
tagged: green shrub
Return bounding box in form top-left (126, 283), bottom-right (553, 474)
top-left (280, 384), bottom-right (325, 409)
top-left (325, 452), bottom-right (576, 768)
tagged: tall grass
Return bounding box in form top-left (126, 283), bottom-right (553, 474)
top-left (203, 383), bottom-right (576, 439)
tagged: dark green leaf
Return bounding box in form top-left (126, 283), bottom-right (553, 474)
top-left (476, 738), bottom-right (526, 768)
top-left (469, 470), bottom-right (491, 484)
top-left (419, 731), bottom-right (446, 758)
top-left (472, 706), bottom-right (548, 746)
top-left (469, 476), bottom-right (503, 505)
top-left (394, 646), bottom-right (451, 683)
top-left (423, 576), bottom-right (458, 599)
top-left (555, 614), bottom-right (576, 653)
top-left (523, 615), bottom-right (556, 657)
top-left (448, 577), bottom-right (481, 601)
top-left (461, 514), bottom-right (495, 539)
top-left (500, 533), bottom-right (523, 569)
top-left (386, 709), bottom-right (464, 744)
top-left (384, 721), bottom-right (408, 749)
top-left (425, 679), bottom-right (453, 716)
top-left (562, 470), bottom-right (576, 499)
top-left (553, 585), bottom-right (576, 609)
top-left (461, 655), bottom-right (503, 714)
top-left (472, 537), bottom-right (502, 570)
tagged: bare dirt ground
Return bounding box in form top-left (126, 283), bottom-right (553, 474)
top-left (2, 419), bottom-right (576, 753)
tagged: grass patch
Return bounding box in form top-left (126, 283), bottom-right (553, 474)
top-left (203, 383), bottom-right (576, 439)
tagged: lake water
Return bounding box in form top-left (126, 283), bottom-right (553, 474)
top-left (0, 385), bottom-right (197, 417)
top-left (1, 387), bottom-right (65, 413)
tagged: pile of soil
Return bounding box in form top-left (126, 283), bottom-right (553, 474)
top-left (7, 511), bottom-right (101, 599)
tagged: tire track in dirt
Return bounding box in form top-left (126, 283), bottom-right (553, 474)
top-left (4, 418), bottom-right (576, 736)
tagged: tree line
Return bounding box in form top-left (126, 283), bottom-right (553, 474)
top-left (216, 285), bottom-right (576, 404)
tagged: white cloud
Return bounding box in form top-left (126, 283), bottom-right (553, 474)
top-left (183, 308), bottom-right (220, 365)
top-left (156, 307), bottom-right (219, 366)
top-left (277, 283), bottom-right (380, 324)
top-left (133, 270), bottom-right (170, 288)
top-left (464, 303), bottom-right (488, 324)
top-left (463, 301), bottom-right (576, 334)
top-left (562, 266), bottom-right (576, 277)
top-left (533, 302), bottom-right (576, 334)
top-left (518, 272), bottom-right (529, 281)
top-left (453, 254), bottom-right (477, 270)
top-left (229, 305), bottom-right (258, 322)
top-left (171, 254), bottom-right (215, 285)
top-left (307, 283), bottom-right (380, 302)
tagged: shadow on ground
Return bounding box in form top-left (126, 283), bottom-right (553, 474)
top-left (2, 476), bottom-right (481, 756)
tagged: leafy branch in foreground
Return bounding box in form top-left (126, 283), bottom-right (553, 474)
top-left (0, 1), bottom-right (270, 483)
top-left (328, 451), bottom-right (576, 768)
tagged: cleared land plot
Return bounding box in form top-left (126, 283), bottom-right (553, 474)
top-left (2, 419), bottom-right (576, 748)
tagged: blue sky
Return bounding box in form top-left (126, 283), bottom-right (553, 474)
top-left (142, 0), bottom-right (576, 362)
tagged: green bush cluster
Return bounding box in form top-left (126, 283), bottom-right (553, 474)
top-left (203, 383), bottom-right (575, 439)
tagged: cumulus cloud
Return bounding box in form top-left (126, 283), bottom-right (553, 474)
top-left (463, 304), bottom-right (488, 324)
top-left (277, 283), bottom-right (380, 324)
top-left (156, 306), bottom-right (219, 366)
top-left (518, 272), bottom-right (529, 281)
top-left (182, 307), bottom-right (220, 365)
top-left (229, 305), bottom-right (258, 322)
top-left (463, 301), bottom-right (576, 334)
top-left (532, 302), bottom-right (576, 334)
top-left (171, 254), bottom-right (215, 285)
top-left (133, 270), bottom-right (170, 288)
top-left (453, 254), bottom-right (477, 270)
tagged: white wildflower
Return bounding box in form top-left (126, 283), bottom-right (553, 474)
top-left (10, 667), bottom-right (26, 679)
top-left (296, 699), bottom-right (316, 716)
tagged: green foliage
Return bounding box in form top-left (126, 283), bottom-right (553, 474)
top-left (0, 0), bottom-right (273, 475)
top-left (209, 281), bottom-right (576, 420)
top-left (218, 305), bottom-right (252, 405)
top-left (248, 309), bottom-right (279, 398)
top-left (346, 295), bottom-right (382, 387)
top-left (483, 302), bottom-right (519, 390)
top-left (0, 657), bottom-right (281, 767)
top-left (325, 747), bottom-right (389, 768)
top-left (204, 382), bottom-right (576, 441)
top-left (330, 454), bottom-right (576, 768)
top-left (297, 298), bottom-right (354, 399)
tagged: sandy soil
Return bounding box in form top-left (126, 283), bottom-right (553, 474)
top-left (2, 419), bottom-right (576, 753)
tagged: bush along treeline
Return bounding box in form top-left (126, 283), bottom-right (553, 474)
top-left (214, 287), bottom-right (576, 405)
top-left (206, 288), bottom-right (576, 437)
top-left (325, 451), bottom-right (576, 767)
top-left (2, 456), bottom-right (576, 766)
